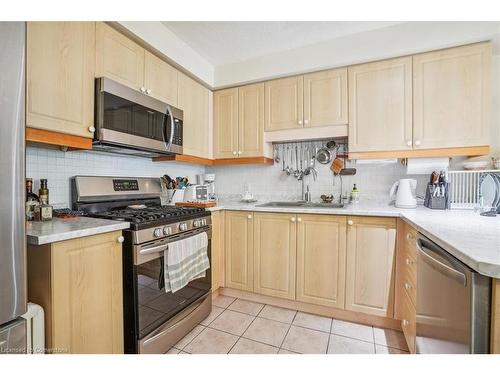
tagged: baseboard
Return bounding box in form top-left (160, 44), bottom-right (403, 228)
top-left (219, 287), bottom-right (402, 331)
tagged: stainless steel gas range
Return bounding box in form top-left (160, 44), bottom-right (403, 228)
top-left (71, 176), bottom-right (212, 354)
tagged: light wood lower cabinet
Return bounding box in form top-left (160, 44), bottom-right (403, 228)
top-left (253, 213), bottom-right (296, 300)
top-left (27, 22), bottom-right (95, 138)
top-left (296, 214), bottom-right (347, 309)
top-left (224, 211), bottom-right (254, 292)
top-left (345, 216), bottom-right (397, 317)
top-left (27, 231), bottom-right (124, 354)
top-left (211, 211), bottom-right (223, 292)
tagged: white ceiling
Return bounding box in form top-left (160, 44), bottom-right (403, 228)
top-left (161, 21), bottom-right (401, 66)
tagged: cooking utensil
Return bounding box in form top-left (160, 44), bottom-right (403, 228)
top-left (316, 146), bottom-right (332, 164)
top-left (320, 194), bottom-right (334, 203)
top-left (285, 146), bottom-right (291, 176)
top-left (326, 140), bottom-right (337, 150)
top-left (330, 158), bottom-right (344, 175)
top-left (274, 144), bottom-right (280, 163)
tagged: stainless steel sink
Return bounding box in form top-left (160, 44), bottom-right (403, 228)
top-left (256, 201), bottom-right (344, 209)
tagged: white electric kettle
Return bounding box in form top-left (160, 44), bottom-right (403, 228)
top-left (389, 179), bottom-right (417, 208)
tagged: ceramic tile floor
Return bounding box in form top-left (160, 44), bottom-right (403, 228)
top-left (168, 295), bottom-right (409, 354)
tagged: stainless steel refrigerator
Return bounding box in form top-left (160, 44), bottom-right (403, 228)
top-left (0, 22), bottom-right (27, 354)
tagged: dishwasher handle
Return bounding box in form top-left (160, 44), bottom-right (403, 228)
top-left (417, 238), bottom-right (467, 287)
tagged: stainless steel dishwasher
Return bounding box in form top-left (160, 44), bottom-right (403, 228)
top-left (416, 234), bottom-right (491, 354)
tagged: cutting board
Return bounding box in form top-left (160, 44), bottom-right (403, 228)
top-left (175, 201), bottom-right (217, 208)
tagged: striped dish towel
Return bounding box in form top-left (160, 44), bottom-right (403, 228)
top-left (164, 232), bottom-right (210, 293)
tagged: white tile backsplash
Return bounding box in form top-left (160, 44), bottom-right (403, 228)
top-left (26, 145), bottom-right (206, 208)
top-left (210, 159), bottom-right (428, 202)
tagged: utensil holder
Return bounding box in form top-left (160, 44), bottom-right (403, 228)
top-left (424, 182), bottom-right (450, 209)
top-left (160, 189), bottom-right (184, 206)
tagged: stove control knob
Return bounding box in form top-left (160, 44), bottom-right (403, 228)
top-left (163, 226), bottom-right (171, 235)
top-left (153, 228), bottom-right (163, 238)
top-left (193, 220), bottom-right (200, 228)
top-left (203, 219), bottom-right (207, 226)
top-left (179, 223), bottom-right (188, 231)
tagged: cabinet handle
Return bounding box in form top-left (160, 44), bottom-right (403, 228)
top-left (405, 282), bottom-right (412, 290)
top-left (146, 88), bottom-right (152, 95)
top-left (414, 140), bottom-right (421, 147)
top-left (117, 236), bottom-right (124, 243)
top-left (140, 87), bottom-right (146, 93)
top-left (247, 215), bottom-right (252, 220)
top-left (88, 126), bottom-right (96, 133)
top-left (232, 151), bottom-right (237, 156)
top-left (347, 220), bottom-right (353, 226)
top-left (290, 217), bottom-right (296, 222)
top-left (297, 217), bottom-right (302, 222)
top-left (406, 140), bottom-right (412, 147)
top-left (238, 151), bottom-right (242, 155)
top-left (298, 120), bottom-right (302, 125)
top-left (402, 319), bottom-right (409, 326)
top-left (405, 258), bottom-right (414, 266)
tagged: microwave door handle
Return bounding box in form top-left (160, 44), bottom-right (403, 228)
top-left (163, 105), bottom-right (175, 151)
top-left (417, 239), bottom-right (467, 286)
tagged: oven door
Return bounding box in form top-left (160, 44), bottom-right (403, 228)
top-left (134, 228), bottom-right (211, 344)
top-left (95, 77), bottom-right (183, 155)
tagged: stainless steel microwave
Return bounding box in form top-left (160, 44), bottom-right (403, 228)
top-left (94, 77), bottom-right (183, 157)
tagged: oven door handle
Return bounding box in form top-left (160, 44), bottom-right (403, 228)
top-left (140, 243), bottom-right (168, 255)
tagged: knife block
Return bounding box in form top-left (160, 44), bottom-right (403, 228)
top-left (424, 182), bottom-right (450, 209)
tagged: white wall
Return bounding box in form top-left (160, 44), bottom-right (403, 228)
top-left (26, 145), bottom-right (205, 208)
top-left (214, 22), bottom-right (500, 87)
top-left (118, 21), bottom-right (214, 86)
top-left (210, 160), bottom-right (429, 203)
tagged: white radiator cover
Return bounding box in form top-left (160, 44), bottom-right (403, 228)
top-left (22, 302), bottom-right (45, 354)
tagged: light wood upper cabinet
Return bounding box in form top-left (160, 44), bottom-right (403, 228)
top-left (178, 73), bottom-right (210, 158)
top-left (214, 88), bottom-right (239, 159)
top-left (224, 211), bottom-right (254, 292)
top-left (239, 83), bottom-right (265, 157)
top-left (144, 50), bottom-right (178, 106)
top-left (296, 214), bottom-right (347, 309)
top-left (96, 22), bottom-right (145, 91)
top-left (345, 216), bottom-right (397, 317)
top-left (265, 76), bottom-right (304, 131)
top-left (253, 213), bottom-right (296, 300)
top-left (27, 22), bottom-right (96, 138)
top-left (413, 42), bottom-right (491, 149)
top-left (27, 231), bottom-right (123, 354)
top-left (348, 57), bottom-right (413, 152)
top-left (303, 68), bottom-right (348, 128)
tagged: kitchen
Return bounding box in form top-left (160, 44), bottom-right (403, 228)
top-left (1, 5), bottom-right (500, 372)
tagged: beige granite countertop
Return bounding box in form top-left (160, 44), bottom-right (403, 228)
top-left (209, 199), bottom-right (500, 278)
top-left (27, 217), bottom-right (130, 245)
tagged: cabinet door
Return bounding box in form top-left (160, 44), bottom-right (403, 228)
top-left (26, 22), bottom-right (95, 138)
top-left (224, 211), bottom-right (254, 291)
top-left (211, 211), bottom-right (223, 292)
top-left (296, 214), bottom-right (347, 309)
top-left (144, 50), bottom-right (178, 106)
top-left (345, 216), bottom-right (396, 317)
top-left (253, 213), bottom-right (296, 300)
top-left (96, 22), bottom-right (145, 91)
top-left (265, 76), bottom-right (303, 131)
top-left (413, 43), bottom-right (491, 149)
top-left (51, 231), bottom-right (123, 354)
top-left (348, 57), bottom-right (412, 152)
top-left (303, 68), bottom-right (348, 127)
top-left (178, 73), bottom-right (210, 158)
top-left (213, 88), bottom-right (239, 159)
top-left (239, 83), bottom-right (264, 157)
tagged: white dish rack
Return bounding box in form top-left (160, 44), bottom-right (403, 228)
top-left (447, 170), bottom-right (500, 210)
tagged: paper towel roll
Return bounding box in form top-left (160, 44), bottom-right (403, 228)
top-left (406, 158), bottom-right (449, 175)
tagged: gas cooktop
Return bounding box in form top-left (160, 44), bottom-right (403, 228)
top-left (90, 205), bottom-right (208, 230)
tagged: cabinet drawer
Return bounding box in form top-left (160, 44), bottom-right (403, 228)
top-left (401, 291), bottom-right (416, 353)
top-left (403, 226), bottom-right (418, 260)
